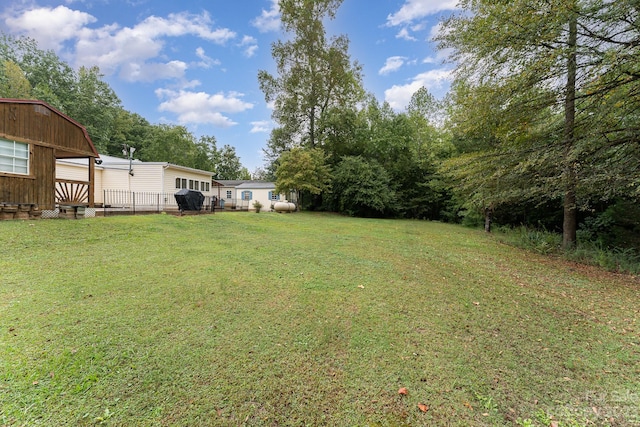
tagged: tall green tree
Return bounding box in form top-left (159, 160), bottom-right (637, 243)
top-left (67, 66), bottom-right (122, 153)
top-left (329, 155), bottom-right (395, 217)
top-left (0, 60), bottom-right (32, 98)
top-left (274, 146), bottom-right (332, 208)
top-left (438, 0), bottom-right (640, 248)
top-left (0, 33), bottom-right (122, 153)
top-left (216, 145), bottom-right (250, 180)
top-left (258, 0), bottom-right (364, 157)
top-left (139, 124), bottom-right (197, 166)
top-left (108, 109), bottom-right (151, 157)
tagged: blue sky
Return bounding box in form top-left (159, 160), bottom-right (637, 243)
top-left (0, 0), bottom-right (458, 172)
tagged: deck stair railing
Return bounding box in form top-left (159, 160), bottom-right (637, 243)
top-left (55, 179), bottom-right (89, 205)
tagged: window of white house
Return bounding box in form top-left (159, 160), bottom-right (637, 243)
top-left (201, 181), bottom-right (209, 192)
top-left (242, 191), bottom-right (252, 200)
top-left (226, 190), bottom-right (232, 199)
top-left (194, 181), bottom-right (199, 191)
top-left (0, 139), bottom-right (29, 175)
top-left (181, 178), bottom-right (187, 189)
top-left (175, 177), bottom-right (181, 189)
top-left (269, 191), bottom-right (280, 201)
top-left (188, 179), bottom-right (194, 189)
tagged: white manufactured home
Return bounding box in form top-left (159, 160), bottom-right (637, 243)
top-left (213, 180), bottom-right (288, 211)
top-left (56, 155), bottom-right (215, 212)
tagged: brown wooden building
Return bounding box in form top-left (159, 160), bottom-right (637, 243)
top-left (0, 99), bottom-right (99, 215)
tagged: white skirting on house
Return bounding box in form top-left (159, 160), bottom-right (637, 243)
top-left (41, 209), bottom-right (59, 219)
top-left (40, 207), bottom-right (95, 219)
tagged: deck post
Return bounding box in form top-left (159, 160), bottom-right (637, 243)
top-left (88, 157), bottom-right (95, 207)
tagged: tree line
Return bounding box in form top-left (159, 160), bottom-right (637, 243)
top-left (260, 0), bottom-right (639, 251)
top-left (0, 34), bottom-right (250, 180)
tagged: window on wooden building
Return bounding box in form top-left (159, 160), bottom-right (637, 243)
top-left (175, 177), bottom-right (181, 189)
top-left (0, 139), bottom-right (29, 175)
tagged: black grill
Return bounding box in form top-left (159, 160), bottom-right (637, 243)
top-left (174, 189), bottom-right (205, 211)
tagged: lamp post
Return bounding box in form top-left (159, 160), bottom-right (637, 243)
top-left (122, 144), bottom-right (136, 176)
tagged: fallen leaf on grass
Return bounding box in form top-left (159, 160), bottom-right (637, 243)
top-left (358, 285), bottom-right (365, 289)
top-left (417, 403), bottom-right (429, 412)
top-left (398, 387), bottom-right (408, 395)
top-left (464, 401), bottom-right (473, 410)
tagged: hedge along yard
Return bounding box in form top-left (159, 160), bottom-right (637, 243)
top-left (1, 213), bottom-right (639, 426)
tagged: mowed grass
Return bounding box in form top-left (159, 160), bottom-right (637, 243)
top-left (1, 213), bottom-right (639, 426)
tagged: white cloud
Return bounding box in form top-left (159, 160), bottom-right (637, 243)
top-left (3, 5), bottom-right (96, 50)
top-left (252, 0), bottom-right (280, 33)
top-left (241, 35), bottom-right (257, 45)
top-left (3, 6), bottom-right (236, 82)
top-left (384, 69), bottom-right (452, 110)
top-left (396, 28), bottom-right (417, 41)
top-left (181, 79), bottom-right (202, 90)
top-left (387, 0), bottom-right (459, 26)
top-left (250, 120), bottom-right (270, 133)
top-left (194, 47), bottom-right (220, 69)
top-left (155, 89), bottom-right (254, 128)
top-left (130, 12), bottom-right (235, 44)
top-left (243, 45), bottom-right (259, 58)
top-left (239, 35), bottom-right (258, 58)
top-left (120, 60), bottom-right (188, 83)
top-left (379, 56), bottom-right (407, 76)
top-left (76, 12), bottom-right (236, 79)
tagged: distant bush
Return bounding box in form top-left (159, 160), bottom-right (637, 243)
top-left (566, 243), bottom-right (640, 274)
top-left (495, 226), bottom-right (640, 274)
top-left (496, 226), bottom-right (562, 255)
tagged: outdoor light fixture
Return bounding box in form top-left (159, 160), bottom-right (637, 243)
top-left (122, 144), bottom-right (136, 176)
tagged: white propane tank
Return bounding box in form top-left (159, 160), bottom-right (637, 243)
top-left (274, 201), bottom-right (296, 212)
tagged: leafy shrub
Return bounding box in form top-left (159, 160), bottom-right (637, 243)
top-left (329, 156), bottom-right (396, 217)
top-left (567, 243), bottom-right (640, 274)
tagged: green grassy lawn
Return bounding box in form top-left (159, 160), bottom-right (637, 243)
top-left (1, 213), bottom-right (639, 426)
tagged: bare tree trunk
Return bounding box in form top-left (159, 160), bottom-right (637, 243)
top-left (484, 207), bottom-right (492, 233)
top-left (562, 11), bottom-right (578, 250)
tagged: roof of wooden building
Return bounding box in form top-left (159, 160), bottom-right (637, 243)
top-left (0, 98), bottom-right (99, 158)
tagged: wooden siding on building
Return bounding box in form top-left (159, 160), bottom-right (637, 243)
top-left (0, 101), bottom-right (96, 158)
top-left (0, 143), bottom-right (56, 208)
top-left (0, 99), bottom-right (98, 210)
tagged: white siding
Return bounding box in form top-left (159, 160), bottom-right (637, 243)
top-left (166, 169), bottom-right (213, 196)
top-left (219, 185), bottom-right (287, 211)
top-left (127, 165), bottom-right (164, 193)
top-left (56, 157), bottom-right (214, 205)
top-left (56, 161), bottom-right (90, 181)
top-left (101, 166), bottom-right (131, 192)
